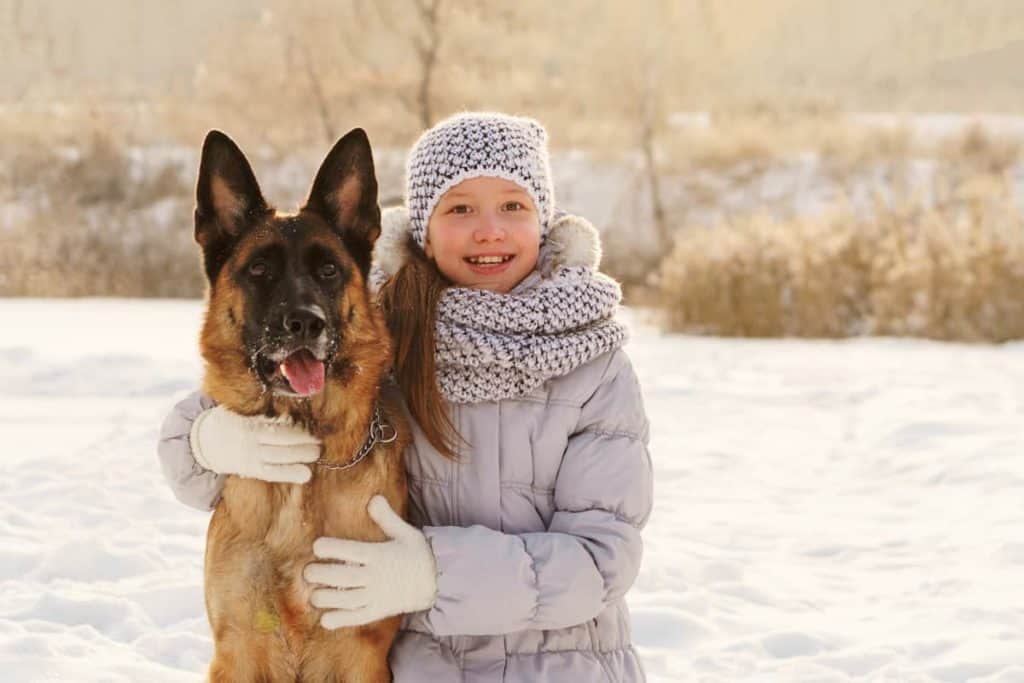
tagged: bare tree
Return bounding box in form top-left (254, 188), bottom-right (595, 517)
top-left (568, 0), bottom-right (682, 253)
top-left (287, 32), bottom-right (337, 146)
top-left (638, 7), bottom-right (672, 254)
top-left (366, 0), bottom-right (444, 129)
top-left (412, 0), bottom-right (443, 128)
top-left (190, 0), bottom-right (550, 149)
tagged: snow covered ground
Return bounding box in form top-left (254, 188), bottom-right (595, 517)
top-left (1, 299), bottom-right (1023, 682)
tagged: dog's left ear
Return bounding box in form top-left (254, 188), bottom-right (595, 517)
top-left (303, 128), bottom-right (381, 277)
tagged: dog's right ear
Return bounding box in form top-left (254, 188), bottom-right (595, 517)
top-left (194, 131), bottom-right (270, 281)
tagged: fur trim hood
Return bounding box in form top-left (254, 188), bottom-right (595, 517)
top-left (373, 207), bottom-right (602, 279)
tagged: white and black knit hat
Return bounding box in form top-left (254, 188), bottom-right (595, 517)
top-left (405, 112), bottom-right (555, 248)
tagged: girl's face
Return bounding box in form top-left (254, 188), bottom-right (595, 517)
top-left (425, 176), bottom-right (541, 293)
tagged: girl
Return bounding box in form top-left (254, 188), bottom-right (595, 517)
top-left (159, 112), bottom-right (653, 681)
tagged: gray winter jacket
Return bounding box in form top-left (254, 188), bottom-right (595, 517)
top-left (159, 348), bottom-right (652, 682)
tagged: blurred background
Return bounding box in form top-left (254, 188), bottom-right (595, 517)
top-left (5, 0), bottom-right (1024, 340)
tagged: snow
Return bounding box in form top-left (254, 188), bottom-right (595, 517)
top-left (2, 299), bottom-right (1023, 681)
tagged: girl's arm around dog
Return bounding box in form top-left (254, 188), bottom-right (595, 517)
top-left (157, 392), bottom-right (323, 510)
top-left (419, 350), bottom-right (653, 637)
top-left (158, 391), bottom-right (225, 511)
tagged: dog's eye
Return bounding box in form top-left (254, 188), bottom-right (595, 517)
top-left (318, 263), bottom-right (338, 279)
top-left (248, 261), bottom-right (268, 278)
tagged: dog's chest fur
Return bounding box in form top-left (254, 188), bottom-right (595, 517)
top-left (215, 478), bottom-right (323, 637)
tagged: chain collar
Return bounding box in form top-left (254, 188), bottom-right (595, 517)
top-left (314, 405), bottom-right (398, 472)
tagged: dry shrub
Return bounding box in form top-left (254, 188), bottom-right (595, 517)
top-left (658, 210), bottom-right (869, 337)
top-left (659, 187), bottom-right (1024, 342)
top-left (674, 121), bottom-right (781, 171)
top-left (0, 200), bottom-right (202, 298)
top-left (0, 132), bottom-right (201, 298)
top-left (939, 123), bottom-right (1022, 174)
top-left (867, 192), bottom-right (1024, 341)
top-left (818, 124), bottom-right (916, 175)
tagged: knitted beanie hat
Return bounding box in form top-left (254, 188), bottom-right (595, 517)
top-left (405, 112), bottom-right (555, 249)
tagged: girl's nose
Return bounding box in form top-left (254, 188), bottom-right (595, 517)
top-left (472, 213), bottom-right (506, 241)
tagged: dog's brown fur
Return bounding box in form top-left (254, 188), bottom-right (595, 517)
top-left (193, 129), bottom-right (407, 682)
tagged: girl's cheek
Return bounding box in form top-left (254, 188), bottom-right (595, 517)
top-left (426, 220), bottom-right (457, 257)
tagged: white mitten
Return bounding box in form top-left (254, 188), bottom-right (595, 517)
top-left (304, 496), bottom-right (438, 629)
top-left (189, 406), bottom-right (321, 484)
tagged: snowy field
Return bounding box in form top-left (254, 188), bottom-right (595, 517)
top-left (1, 299), bottom-right (1023, 682)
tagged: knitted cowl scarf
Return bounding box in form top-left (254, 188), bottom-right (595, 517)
top-left (372, 207), bottom-right (629, 403)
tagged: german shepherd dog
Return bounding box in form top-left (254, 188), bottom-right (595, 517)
top-left (193, 129), bottom-right (408, 682)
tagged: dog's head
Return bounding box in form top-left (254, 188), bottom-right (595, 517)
top-left (193, 129), bottom-right (389, 416)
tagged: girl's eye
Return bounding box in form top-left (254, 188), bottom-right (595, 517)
top-left (502, 201), bottom-right (525, 211)
top-left (318, 263), bottom-right (339, 279)
top-left (449, 204), bottom-right (472, 215)
top-left (248, 261), bottom-right (268, 278)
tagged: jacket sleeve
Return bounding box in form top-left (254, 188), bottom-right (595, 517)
top-left (157, 391), bottom-right (226, 511)
top-left (419, 350), bottom-right (653, 636)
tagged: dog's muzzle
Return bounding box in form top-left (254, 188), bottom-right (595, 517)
top-left (255, 306), bottom-right (334, 397)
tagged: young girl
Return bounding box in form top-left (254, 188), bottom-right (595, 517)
top-left (159, 112), bottom-right (653, 681)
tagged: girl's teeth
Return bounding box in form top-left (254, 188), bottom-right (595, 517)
top-left (468, 256), bottom-right (510, 264)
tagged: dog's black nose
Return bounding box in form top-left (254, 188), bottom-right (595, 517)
top-left (283, 307), bottom-right (326, 341)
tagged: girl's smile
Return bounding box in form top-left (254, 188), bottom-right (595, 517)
top-left (425, 176), bottom-right (541, 293)
top-left (463, 252), bottom-right (514, 275)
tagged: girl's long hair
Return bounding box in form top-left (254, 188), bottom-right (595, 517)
top-left (377, 236), bottom-right (463, 460)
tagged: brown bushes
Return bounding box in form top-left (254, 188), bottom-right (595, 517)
top-left (6, 110), bottom-right (1024, 347)
top-left (0, 132), bottom-right (201, 298)
top-left (658, 186), bottom-right (1024, 342)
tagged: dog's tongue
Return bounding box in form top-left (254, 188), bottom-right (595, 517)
top-left (280, 350), bottom-right (325, 396)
